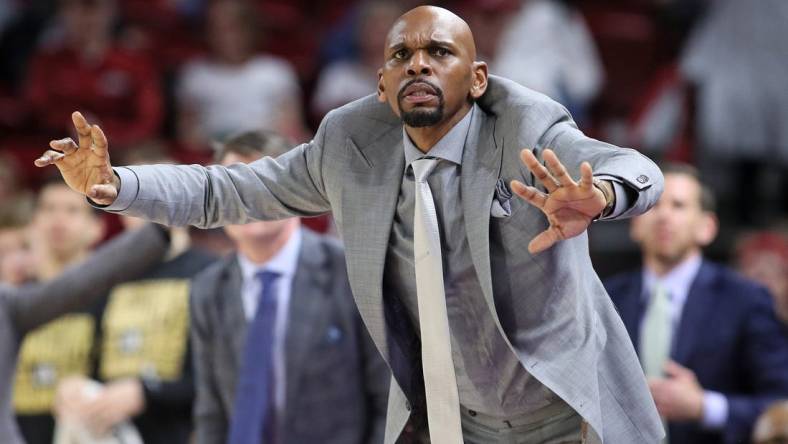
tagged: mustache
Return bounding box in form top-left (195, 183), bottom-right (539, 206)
top-left (397, 78), bottom-right (443, 101)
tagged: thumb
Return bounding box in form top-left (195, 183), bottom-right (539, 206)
top-left (88, 184), bottom-right (118, 204)
top-left (34, 150), bottom-right (65, 167)
top-left (528, 228), bottom-right (560, 254)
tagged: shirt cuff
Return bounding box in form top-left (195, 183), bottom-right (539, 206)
top-left (593, 175), bottom-right (630, 220)
top-left (89, 167), bottom-right (140, 212)
top-left (701, 391), bottom-right (728, 430)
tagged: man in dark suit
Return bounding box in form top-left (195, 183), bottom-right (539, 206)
top-left (0, 223), bottom-right (169, 444)
top-left (189, 131), bottom-right (389, 444)
top-left (605, 163), bottom-right (788, 444)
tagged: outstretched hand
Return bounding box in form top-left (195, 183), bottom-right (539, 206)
top-left (511, 149), bottom-right (607, 254)
top-left (34, 111), bottom-right (118, 205)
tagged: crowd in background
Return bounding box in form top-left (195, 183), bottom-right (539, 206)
top-left (1, 0), bottom-right (787, 443)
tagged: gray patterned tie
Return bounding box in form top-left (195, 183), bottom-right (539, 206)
top-left (411, 158), bottom-right (463, 443)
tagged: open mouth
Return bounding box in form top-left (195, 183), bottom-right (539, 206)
top-left (400, 81), bottom-right (440, 105)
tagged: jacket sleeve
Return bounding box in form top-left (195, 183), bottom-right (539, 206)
top-left (479, 75), bottom-right (664, 220)
top-left (723, 287), bottom-right (788, 444)
top-left (99, 112), bottom-right (335, 228)
top-left (8, 224), bottom-right (168, 334)
top-left (190, 272), bottom-right (228, 444)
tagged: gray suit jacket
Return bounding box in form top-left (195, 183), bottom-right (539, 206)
top-left (0, 224), bottom-right (168, 444)
top-left (105, 76), bottom-right (665, 443)
top-left (189, 229), bottom-right (389, 444)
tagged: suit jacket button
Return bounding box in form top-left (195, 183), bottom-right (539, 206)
top-left (637, 175), bottom-right (649, 184)
top-left (468, 410), bottom-right (477, 417)
top-left (405, 401), bottom-right (411, 411)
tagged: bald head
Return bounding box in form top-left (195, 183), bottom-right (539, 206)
top-left (385, 6), bottom-right (477, 62)
top-left (377, 5), bottom-right (487, 147)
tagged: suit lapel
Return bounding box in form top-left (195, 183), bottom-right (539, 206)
top-left (672, 261), bottom-right (715, 364)
top-left (220, 258), bottom-right (247, 368)
top-left (461, 108), bottom-right (509, 336)
top-left (340, 124), bottom-right (404, 364)
top-left (284, 231), bottom-right (333, 415)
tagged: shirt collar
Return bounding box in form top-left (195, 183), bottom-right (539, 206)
top-left (237, 228), bottom-right (303, 282)
top-left (642, 253), bottom-right (703, 305)
top-left (402, 104), bottom-right (476, 167)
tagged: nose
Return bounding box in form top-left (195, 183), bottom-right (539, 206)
top-left (406, 50), bottom-right (432, 76)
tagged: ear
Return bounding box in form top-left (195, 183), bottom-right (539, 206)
top-left (695, 212), bottom-right (718, 247)
top-left (469, 61), bottom-right (488, 100)
top-left (377, 69), bottom-right (387, 103)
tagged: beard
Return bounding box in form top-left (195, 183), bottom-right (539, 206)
top-left (397, 80), bottom-right (445, 127)
top-left (401, 107), bottom-right (444, 127)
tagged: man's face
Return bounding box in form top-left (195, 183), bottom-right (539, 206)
top-left (631, 174), bottom-right (716, 265)
top-left (221, 152), bottom-right (295, 244)
top-left (32, 184), bottom-right (102, 261)
top-left (377, 7), bottom-right (486, 128)
top-left (207, 0), bottom-right (252, 63)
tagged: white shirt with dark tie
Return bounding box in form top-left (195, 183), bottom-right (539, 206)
top-left (236, 228), bottom-right (303, 418)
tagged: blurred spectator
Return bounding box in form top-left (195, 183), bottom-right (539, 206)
top-left (680, 0), bottom-right (788, 222)
top-left (0, 1), bottom-right (55, 93)
top-left (24, 0), bottom-right (163, 148)
top-left (681, 0), bottom-right (788, 162)
top-left (490, 0), bottom-right (604, 122)
top-left (752, 400), bottom-right (788, 444)
top-left (311, 0), bottom-right (401, 118)
top-left (736, 231), bottom-right (788, 327)
top-left (176, 0), bottom-right (305, 150)
top-left (52, 154), bottom-right (215, 444)
top-left (455, 0), bottom-right (518, 62)
top-left (117, 0), bottom-right (204, 70)
top-left (0, 194), bottom-right (34, 286)
top-left (0, 224), bottom-right (170, 444)
top-left (13, 179), bottom-right (105, 444)
top-left (190, 130), bottom-right (388, 444)
top-left (604, 163), bottom-right (788, 444)
top-left (316, 0), bottom-right (427, 65)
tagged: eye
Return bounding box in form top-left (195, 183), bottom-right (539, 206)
top-left (392, 49), bottom-right (408, 60)
top-left (430, 47), bottom-right (450, 57)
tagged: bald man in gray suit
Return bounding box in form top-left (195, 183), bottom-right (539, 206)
top-left (36, 6), bottom-right (665, 443)
top-left (0, 224), bottom-right (169, 444)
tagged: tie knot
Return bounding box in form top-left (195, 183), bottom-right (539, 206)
top-left (256, 270), bottom-right (281, 287)
top-left (653, 282), bottom-right (670, 300)
top-left (411, 157), bottom-right (440, 183)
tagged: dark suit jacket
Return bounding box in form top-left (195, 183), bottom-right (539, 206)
top-left (605, 260), bottom-right (788, 444)
top-left (190, 229), bottom-right (389, 444)
top-left (0, 225), bottom-right (169, 444)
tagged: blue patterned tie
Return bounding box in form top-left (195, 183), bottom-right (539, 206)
top-left (228, 270), bottom-right (281, 444)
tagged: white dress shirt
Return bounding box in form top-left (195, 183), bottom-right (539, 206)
top-left (642, 253), bottom-right (728, 430)
top-left (236, 228), bottom-right (303, 417)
